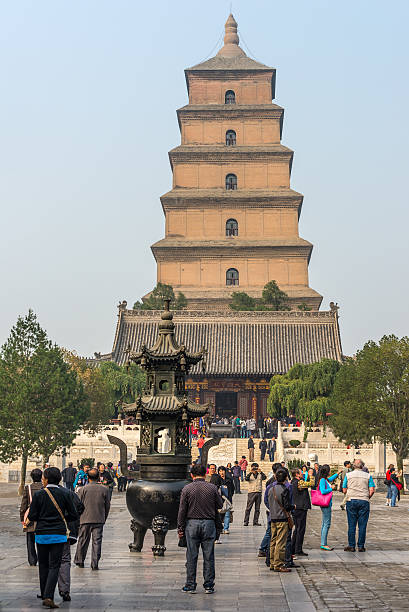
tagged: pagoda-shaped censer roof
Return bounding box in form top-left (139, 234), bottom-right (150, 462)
top-left (123, 299), bottom-right (209, 420)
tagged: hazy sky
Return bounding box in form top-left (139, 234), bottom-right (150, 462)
top-left (1, 0), bottom-right (408, 358)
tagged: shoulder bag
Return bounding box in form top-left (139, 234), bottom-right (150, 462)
top-left (272, 486), bottom-right (294, 530)
top-left (311, 479), bottom-right (333, 507)
top-left (23, 484), bottom-right (35, 531)
top-left (44, 488), bottom-right (70, 539)
top-left (218, 494), bottom-right (233, 514)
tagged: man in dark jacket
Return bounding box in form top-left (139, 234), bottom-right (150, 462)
top-left (28, 467), bottom-right (78, 608)
top-left (177, 464), bottom-right (223, 594)
top-left (268, 438), bottom-right (276, 462)
top-left (61, 463), bottom-right (77, 491)
top-left (20, 468), bottom-right (43, 566)
top-left (248, 435), bottom-right (255, 461)
top-left (291, 468), bottom-right (315, 557)
top-left (232, 461), bottom-right (241, 494)
top-left (267, 469), bottom-right (293, 572)
top-left (259, 438), bottom-right (268, 461)
top-left (74, 467), bottom-right (111, 570)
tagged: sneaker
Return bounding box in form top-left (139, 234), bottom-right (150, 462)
top-left (205, 587), bottom-right (215, 594)
top-left (385, 501), bottom-right (390, 506)
top-left (258, 550), bottom-right (267, 557)
top-left (181, 586), bottom-right (196, 594)
top-left (320, 545), bottom-right (334, 551)
top-left (215, 538), bottom-right (222, 544)
top-left (222, 529), bottom-right (230, 534)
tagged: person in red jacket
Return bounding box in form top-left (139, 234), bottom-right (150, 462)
top-left (197, 435), bottom-right (205, 457)
top-left (385, 464), bottom-right (394, 506)
top-left (239, 456), bottom-right (248, 482)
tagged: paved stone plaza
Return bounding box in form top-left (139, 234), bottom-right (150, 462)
top-left (1, 483), bottom-right (409, 611)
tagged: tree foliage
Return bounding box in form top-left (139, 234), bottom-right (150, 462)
top-left (330, 335), bottom-right (409, 473)
top-left (267, 359), bottom-right (341, 425)
top-left (230, 280), bottom-right (290, 311)
top-left (133, 282), bottom-right (187, 310)
top-left (0, 311), bottom-right (89, 492)
top-left (64, 352), bottom-right (115, 433)
top-left (98, 361), bottom-right (146, 405)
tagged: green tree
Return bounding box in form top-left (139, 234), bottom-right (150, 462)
top-left (0, 311), bottom-right (89, 494)
top-left (230, 291), bottom-right (257, 311)
top-left (330, 335), bottom-right (409, 475)
top-left (297, 302), bottom-right (312, 311)
top-left (133, 282), bottom-right (187, 310)
top-left (64, 352), bottom-right (115, 433)
top-left (267, 359), bottom-right (341, 427)
top-left (98, 361), bottom-right (146, 406)
top-left (262, 280), bottom-right (290, 311)
top-left (229, 280), bottom-right (290, 311)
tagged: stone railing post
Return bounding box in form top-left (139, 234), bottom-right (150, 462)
top-left (277, 421), bottom-right (285, 462)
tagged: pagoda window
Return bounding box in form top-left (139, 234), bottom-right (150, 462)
top-left (225, 173), bottom-right (237, 190)
top-left (226, 130), bottom-right (236, 146)
top-left (226, 218), bottom-right (238, 236)
top-left (225, 90), bottom-right (236, 104)
top-left (226, 268), bottom-right (239, 286)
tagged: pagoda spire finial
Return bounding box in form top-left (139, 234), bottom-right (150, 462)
top-left (217, 13), bottom-right (246, 58)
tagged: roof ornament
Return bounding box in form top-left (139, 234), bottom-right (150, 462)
top-left (329, 301), bottom-right (340, 315)
top-left (118, 299), bottom-right (127, 311)
top-left (217, 13), bottom-right (246, 58)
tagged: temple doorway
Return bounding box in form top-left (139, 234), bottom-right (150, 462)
top-left (215, 391), bottom-right (237, 417)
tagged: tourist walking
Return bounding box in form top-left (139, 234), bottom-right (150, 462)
top-left (74, 468), bottom-right (111, 570)
top-left (385, 464), bottom-right (394, 506)
top-left (244, 463), bottom-right (266, 526)
top-left (248, 435), bottom-right (255, 461)
top-left (73, 464), bottom-right (89, 490)
top-left (20, 468), bottom-right (43, 566)
top-left (240, 419), bottom-right (247, 438)
top-left (343, 459), bottom-right (375, 552)
top-left (27, 467), bottom-right (78, 609)
top-left (388, 467), bottom-right (402, 507)
top-left (316, 464), bottom-right (341, 550)
top-left (268, 437), bottom-right (276, 462)
top-left (291, 468), bottom-right (314, 556)
top-left (98, 463), bottom-right (115, 499)
top-left (197, 435), bottom-right (205, 457)
top-left (218, 466), bottom-right (234, 534)
top-left (61, 463), bottom-right (77, 491)
top-left (259, 438), bottom-right (267, 461)
top-left (232, 461), bottom-right (241, 494)
top-left (239, 456), bottom-right (248, 481)
top-left (57, 487), bottom-right (84, 602)
top-left (177, 464), bottom-right (223, 594)
top-left (268, 469), bottom-right (293, 572)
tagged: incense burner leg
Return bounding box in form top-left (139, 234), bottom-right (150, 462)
top-left (129, 519), bottom-right (147, 552)
top-left (151, 515), bottom-right (170, 557)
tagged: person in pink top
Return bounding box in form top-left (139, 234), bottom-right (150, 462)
top-left (239, 456), bottom-right (248, 482)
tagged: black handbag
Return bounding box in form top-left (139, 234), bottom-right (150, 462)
top-left (178, 533), bottom-right (187, 548)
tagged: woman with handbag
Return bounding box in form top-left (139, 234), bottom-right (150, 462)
top-left (28, 467), bottom-right (78, 609)
top-left (20, 468), bottom-right (43, 566)
top-left (315, 464), bottom-right (341, 551)
top-left (389, 467), bottom-right (402, 507)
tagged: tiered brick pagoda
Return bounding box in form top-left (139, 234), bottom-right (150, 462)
top-left (152, 14), bottom-right (322, 310)
top-left (99, 15), bottom-right (343, 419)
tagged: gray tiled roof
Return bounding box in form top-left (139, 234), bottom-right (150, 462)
top-left (112, 310), bottom-right (343, 376)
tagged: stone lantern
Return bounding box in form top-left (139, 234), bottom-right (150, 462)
top-left (108, 300), bottom-right (208, 556)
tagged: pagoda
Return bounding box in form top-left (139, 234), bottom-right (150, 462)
top-left (98, 15), bottom-right (343, 421)
top-left (151, 14), bottom-right (322, 310)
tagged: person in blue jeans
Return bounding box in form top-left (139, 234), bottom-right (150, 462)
top-left (388, 468), bottom-right (401, 507)
top-left (343, 459), bottom-right (375, 552)
top-left (317, 464), bottom-right (342, 551)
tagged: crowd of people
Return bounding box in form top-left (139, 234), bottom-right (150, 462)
top-left (177, 457), bottom-right (377, 592)
top-left (19, 461), bottom-right (122, 608)
top-left (19, 451), bottom-right (382, 601)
